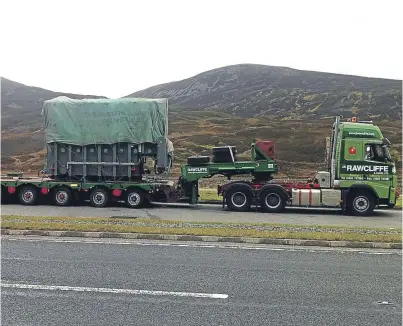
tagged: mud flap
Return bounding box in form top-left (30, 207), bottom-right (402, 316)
top-left (341, 189), bottom-right (348, 215)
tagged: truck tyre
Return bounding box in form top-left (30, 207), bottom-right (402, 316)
top-left (90, 188), bottom-right (109, 208)
top-left (53, 186), bottom-right (72, 206)
top-left (1, 186), bottom-right (10, 204)
top-left (260, 189), bottom-right (285, 213)
top-left (18, 185), bottom-right (39, 206)
top-left (347, 191), bottom-right (375, 216)
top-left (125, 188), bottom-right (144, 208)
top-left (226, 187), bottom-right (251, 212)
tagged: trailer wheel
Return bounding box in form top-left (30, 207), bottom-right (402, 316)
top-left (260, 189), bottom-right (285, 213)
top-left (53, 187), bottom-right (72, 206)
top-left (226, 187), bottom-right (251, 212)
top-left (18, 185), bottom-right (39, 206)
top-left (125, 188), bottom-right (144, 208)
top-left (90, 188), bottom-right (109, 208)
top-left (347, 191), bottom-right (375, 216)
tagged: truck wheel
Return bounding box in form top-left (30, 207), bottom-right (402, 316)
top-left (1, 186), bottom-right (10, 204)
top-left (18, 185), bottom-right (39, 206)
top-left (260, 189), bottom-right (285, 213)
top-left (125, 188), bottom-right (144, 208)
top-left (90, 188), bottom-right (109, 208)
top-left (53, 187), bottom-right (72, 206)
top-left (348, 192), bottom-right (375, 216)
top-left (226, 187), bottom-right (251, 212)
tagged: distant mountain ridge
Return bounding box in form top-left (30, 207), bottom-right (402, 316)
top-left (128, 64), bottom-right (402, 120)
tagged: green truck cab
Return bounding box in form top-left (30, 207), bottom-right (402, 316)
top-left (330, 116), bottom-right (399, 214)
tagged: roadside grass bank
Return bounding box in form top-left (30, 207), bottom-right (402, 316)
top-left (1, 215), bottom-right (401, 243)
top-left (199, 188), bottom-right (221, 201)
top-left (395, 197), bottom-right (402, 209)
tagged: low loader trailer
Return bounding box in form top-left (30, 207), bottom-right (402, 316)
top-left (1, 116), bottom-right (399, 217)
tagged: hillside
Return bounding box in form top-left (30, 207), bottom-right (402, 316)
top-left (1, 65), bottom-right (402, 176)
top-left (129, 64), bottom-right (402, 120)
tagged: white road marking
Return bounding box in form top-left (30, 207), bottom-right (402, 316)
top-left (2, 236), bottom-right (401, 255)
top-left (1, 282), bottom-right (228, 299)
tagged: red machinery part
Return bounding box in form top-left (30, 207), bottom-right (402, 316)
top-left (255, 141), bottom-right (275, 159)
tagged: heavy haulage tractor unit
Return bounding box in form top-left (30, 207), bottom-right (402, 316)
top-left (206, 116), bottom-right (399, 216)
top-left (0, 97), bottom-right (399, 217)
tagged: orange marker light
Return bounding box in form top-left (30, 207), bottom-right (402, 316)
top-left (349, 146), bottom-right (356, 155)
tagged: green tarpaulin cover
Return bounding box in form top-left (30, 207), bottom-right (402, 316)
top-left (41, 96), bottom-right (168, 145)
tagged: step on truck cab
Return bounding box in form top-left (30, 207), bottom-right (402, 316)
top-left (214, 116), bottom-right (399, 216)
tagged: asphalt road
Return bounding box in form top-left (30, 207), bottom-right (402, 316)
top-left (1, 236), bottom-right (402, 326)
top-left (1, 203), bottom-right (402, 228)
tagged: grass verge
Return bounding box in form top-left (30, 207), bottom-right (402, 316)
top-left (395, 197), bottom-right (402, 209)
top-left (1, 215), bottom-right (401, 243)
top-left (199, 188), bottom-right (221, 201)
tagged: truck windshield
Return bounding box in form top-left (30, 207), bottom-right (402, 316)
top-left (365, 143), bottom-right (393, 162)
top-left (383, 145), bottom-right (393, 162)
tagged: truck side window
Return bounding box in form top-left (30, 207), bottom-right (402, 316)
top-left (365, 145), bottom-right (374, 160)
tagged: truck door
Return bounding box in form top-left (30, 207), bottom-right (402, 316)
top-left (342, 140), bottom-right (363, 181)
top-left (363, 142), bottom-right (393, 200)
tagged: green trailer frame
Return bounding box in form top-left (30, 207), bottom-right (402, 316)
top-left (0, 141), bottom-right (279, 208)
top-left (0, 175), bottom-right (178, 208)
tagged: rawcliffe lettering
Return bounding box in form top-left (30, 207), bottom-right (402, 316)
top-left (188, 167), bottom-right (208, 173)
top-left (346, 165), bottom-right (388, 173)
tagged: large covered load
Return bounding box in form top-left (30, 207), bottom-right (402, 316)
top-left (42, 96), bottom-right (173, 181)
top-left (42, 96), bottom-right (168, 145)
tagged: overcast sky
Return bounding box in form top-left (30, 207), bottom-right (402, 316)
top-left (1, 0), bottom-right (402, 98)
